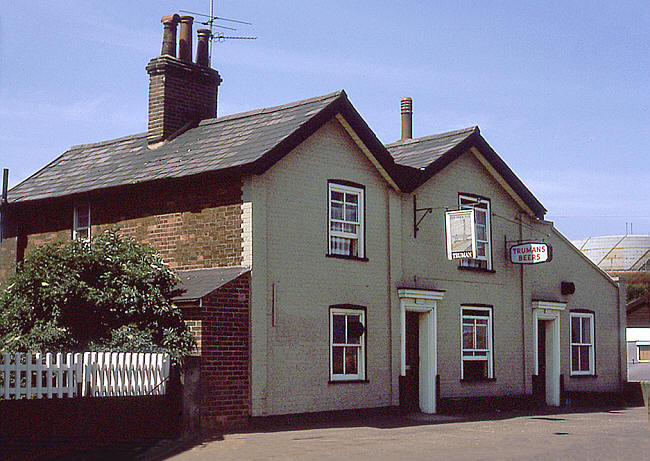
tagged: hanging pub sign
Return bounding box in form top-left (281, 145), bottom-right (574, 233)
top-left (509, 242), bottom-right (552, 264)
top-left (445, 209), bottom-right (477, 260)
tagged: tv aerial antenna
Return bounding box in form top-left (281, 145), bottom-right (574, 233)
top-left (180, 0), bottom-right (256, 63)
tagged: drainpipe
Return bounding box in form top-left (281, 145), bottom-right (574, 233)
top-left (519, 213), bottom-right (527, 393)
top-left (386, 187), bottom-right (393, 406)
top-left (616, 280), bottom-right (624, 391)
top-left (0, 168), bottom-right (8, 242)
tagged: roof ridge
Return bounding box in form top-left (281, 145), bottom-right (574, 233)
top-left (386, 126), bottom-right (478, 147)
top-left (199, 90), bottom-right (345, 127)
top-left (69, 132), bottom-right (147, 150)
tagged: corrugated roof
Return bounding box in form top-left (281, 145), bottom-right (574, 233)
top-left (7, 91), bottom-right (345, 203)
top-left (386, 127), bottom-right (478, 169)
top-left (174, 266), bottom-right (250, 302)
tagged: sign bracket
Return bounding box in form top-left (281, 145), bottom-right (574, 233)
top-left (413, 195), bottom-right (436, 238)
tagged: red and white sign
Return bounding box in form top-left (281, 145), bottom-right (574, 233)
top-left (509, 243), bottom-right (551, 264)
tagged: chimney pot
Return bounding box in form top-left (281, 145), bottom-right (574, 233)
top-left (179, 16), bottom-right (194, 61)
top-left (160, 14), bottom-right (180, 57)
top-left (401, 97), bottom-right (413, 140)
top-left (196, 29), bottom-right (211, 66)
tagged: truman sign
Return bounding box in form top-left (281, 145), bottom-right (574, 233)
top-left (445, 209), bottom-right (477, 260)
top-left (510, 242), bottom-right (552, 264)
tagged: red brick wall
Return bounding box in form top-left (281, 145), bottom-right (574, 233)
top-left (0, 175), bottom-right (244, 281)
top-left (25, 230), bottom-right (70, 253)
top-left (183, 272), bottom-right (250, 429)
top-left (0, 237), bottom-right (17, 282)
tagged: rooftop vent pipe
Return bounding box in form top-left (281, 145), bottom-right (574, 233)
top-left (401, 97), bottom-right (413, 140)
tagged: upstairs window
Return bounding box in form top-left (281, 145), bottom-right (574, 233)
top-left (459, 195), bottom-right (491, 270)
top-left (73, 203), bottom-right (91, 241)
top-left (330, 306), bottom-right (366, 381)
top-left (328, 182), bottom-right (364, 258)
top-left (570, 312), bottom-right (595, 375)
top-left (461, 306), bottom-right (493, 380)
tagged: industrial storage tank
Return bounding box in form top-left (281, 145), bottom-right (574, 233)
top-left (572, 235), bottom-right (650, 282)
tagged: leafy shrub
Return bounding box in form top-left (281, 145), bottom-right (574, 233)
top-left (0, 229), bottom-right (194, 361)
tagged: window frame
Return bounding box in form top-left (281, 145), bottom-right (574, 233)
top-left (327, 181), bottom-right (365, 259)
top-left (570, 312), bottom-right (595, 376)
top-left (72, 202), bottom-right (91, 241)
top-left (460, 305), bottom-right (494, 381)
top-left (458, 194), bottom-right (492, 270)
top-left (329, 305), bottom-right (367, 382)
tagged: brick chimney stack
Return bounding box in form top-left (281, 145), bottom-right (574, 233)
top-left (146, 14), bottom-right (222, 146)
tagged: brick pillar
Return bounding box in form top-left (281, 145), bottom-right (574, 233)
top-left (182, 272), bottom-right (251, 430)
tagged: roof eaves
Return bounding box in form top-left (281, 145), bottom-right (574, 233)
top-left (250, 91), bottom-right (408, 191)
top-left (4, 163), bottom-right (250, 210)
top-left (408, 129), bottom-right (546, 219)
top-left (472, 135), bottom-right (547, 219)
top-left (250, 92), bottom-right (347, 175)
top-left (335, 97), bottom-right (410, 191)
top-left (404, 128), bottom-right (480, 193)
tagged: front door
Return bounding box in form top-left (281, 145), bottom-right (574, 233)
top-left (533, 319), bottom-right (547, 405)
top-left (400, 311), bottom-right (420, 411)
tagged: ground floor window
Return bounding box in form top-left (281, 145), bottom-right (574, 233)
top-left (330, 306), bottom-right (366, 381)
top-left (639, 345), bottom-right (650, 362)
top-left (570, 312), bottom-right (595, 375)
top-left (461, 306), bottom-right (493, 380)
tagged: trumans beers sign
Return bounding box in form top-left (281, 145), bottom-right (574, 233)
top-left (445, 209), bottom-right (477, 259)
top-left (509, 242), bottom-right (552, 264)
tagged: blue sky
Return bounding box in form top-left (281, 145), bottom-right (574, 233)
top-left (1, 1), bottom-right (648, 240)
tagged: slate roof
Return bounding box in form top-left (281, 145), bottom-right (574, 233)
top-left (5, 89), bottom-right (545, 218)
top-left (7, 91), bottom-right (358, 203)
top-left (174, 266), bottom-right (250, 302)
top-left (387, 126), bottom-right (546, 218)
top-left (386, 126), bottom-right (478, 169)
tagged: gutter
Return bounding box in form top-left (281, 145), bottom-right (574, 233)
top-left (0, 168), bottom-right (8, 242)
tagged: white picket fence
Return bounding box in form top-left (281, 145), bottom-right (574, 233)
top-left (0, 352), bottom-right (170, 399)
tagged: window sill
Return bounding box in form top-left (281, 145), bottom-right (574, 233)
top-left (326, 254), bottom-right (369, 262)
top-left (458, 265), bottom-right (495, 274)
top-left (328, 379), bottom-right (369, 385)
top-left (460, 377), bottom-right (496, 384)
top-left (569, 373), bottom-right (597, 378)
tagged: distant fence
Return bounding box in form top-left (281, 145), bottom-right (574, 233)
top-left (0, 352), bottom-right (170, 399)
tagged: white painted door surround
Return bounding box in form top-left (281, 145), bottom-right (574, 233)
top-left (398, 288), bottom-right (445, 413)
top-left (532, 300), bottom-right (566, 407)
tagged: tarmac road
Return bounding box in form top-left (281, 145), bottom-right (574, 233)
top-left (163, 406), bottom-right (649, 461)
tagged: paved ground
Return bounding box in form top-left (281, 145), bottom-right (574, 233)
top-left (159, 407), bottom-right (649, 461)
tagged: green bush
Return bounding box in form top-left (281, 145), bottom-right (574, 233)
top-left (0, 229), bottom-right (194, 361)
